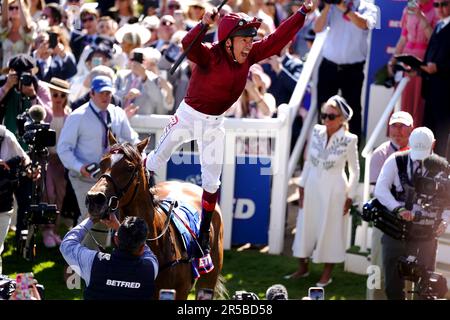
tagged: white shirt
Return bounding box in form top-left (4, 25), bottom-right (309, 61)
top-left (57, 101), bottom-right (139, 173)
top-left (0, 125), bottom-right (30, 164)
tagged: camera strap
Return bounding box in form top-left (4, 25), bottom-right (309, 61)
top-left (89, 104), bottom-right (112, 150)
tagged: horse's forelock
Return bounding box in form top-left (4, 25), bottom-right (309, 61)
top-left (109, 143), bottom-right (142, 166)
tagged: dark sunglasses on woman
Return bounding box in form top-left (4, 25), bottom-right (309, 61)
top-left (321, 113), bottom-right (340, 121)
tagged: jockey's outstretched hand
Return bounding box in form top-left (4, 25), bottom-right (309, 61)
top-left (302, 0), bottom-right (313, 12)
top-left (202, 9), bottom-right (219, 26)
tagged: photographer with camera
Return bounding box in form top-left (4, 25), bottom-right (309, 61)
top-left (60, 214), bottom-right (158, 300)
top-left (0, 54), bottom-right (51, 247)
top-left (313, 0), bottom-right (378, 142)
top-left (0, 124), bottom-right (40, 274)
top-left (374, 127), bottom-right (448, 299)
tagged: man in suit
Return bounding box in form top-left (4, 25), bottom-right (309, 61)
top-left (70, 7), bottom-right (99, 62)
top-left (422, 0), bottom-right (450, 157)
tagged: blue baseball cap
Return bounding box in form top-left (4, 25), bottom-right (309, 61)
top-left (91, 75), bottom-right (114, 93)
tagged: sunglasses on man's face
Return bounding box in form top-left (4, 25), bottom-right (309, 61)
top-left (433, 1), bottom-right (449, 7)
top-left (9, 6), bottom-right (19, 11)
top-left (161, 20), bottom-right (174, 26)
top-left (82, 16), bottom-right (95, 23)
top-left (52, 92), bottom-right (67, 99)
top-left (321, 113), bottom-right (341, 121)
top-left (168, 4), bottom-right (180, 9)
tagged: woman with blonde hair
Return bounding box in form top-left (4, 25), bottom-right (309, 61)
top-left (26, 0), bottom-right (45, 21)
top-left (114, 0), bottom-right (138, 27)
top-left (285, 95), bottom-right (360, 287)
top-left (0, 0), bottom-right (36, 68)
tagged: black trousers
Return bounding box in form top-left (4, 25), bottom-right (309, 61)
top-left (381, 233), bottom-right (437, 300)
top-left (317, 58), bottom-right (365, 140)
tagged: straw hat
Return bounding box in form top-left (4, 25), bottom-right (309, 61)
top-left (115, 23), bottom-right (151, 44)
top-left (46, 77), bottom-right (70, 94)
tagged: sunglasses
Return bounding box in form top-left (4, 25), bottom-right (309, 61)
top-left (168, 4), bottom-right (180, 9)
top-left (9, 6), bottom-right (19, 11)
top-left (161, 20), bottom-right (174, 26)
top-left (52, 92), bottom-right (67, 98)
top-left (265, 2), bottom-right (276, 6)
top-left (191, 5), bottom-right (205, 9)
top-left (321, 113), bottom-right (341, 121)
top-left (82, 16), bottom-right (95, 23)
top-left (433, 1), bottom-right (449, 7)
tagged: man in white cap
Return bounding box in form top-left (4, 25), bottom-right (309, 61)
top-left (367, 111), bottom-right (413, 300)
top-left (374, 126), bottom-right (448, 299)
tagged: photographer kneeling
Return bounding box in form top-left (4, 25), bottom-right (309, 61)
top-left (374, 127), bottom-right (448, 300)
top-left (60, 214), bottom-right (159, 300)
top-left (0, 125), bottom-right (40, 274)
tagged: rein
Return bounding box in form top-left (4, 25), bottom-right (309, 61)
top-left (146, 200), bottom-right (176, 242)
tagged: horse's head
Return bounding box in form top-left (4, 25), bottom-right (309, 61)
top-left (86, 132), bottom-right (149, 220)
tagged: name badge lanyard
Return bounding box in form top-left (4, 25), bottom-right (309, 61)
top-left (89, 103), bottom-right (112, 150)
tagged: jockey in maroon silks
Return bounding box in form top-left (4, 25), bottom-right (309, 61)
top-left (145, 1), bottom-right (313, 272)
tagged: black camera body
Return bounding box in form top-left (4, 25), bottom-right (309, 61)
top-left (19, 72), bottom-right (34, 87)
top-left (27, 203), bottom-right (58, 225)
top-left (397, 255), bottom-right (448, 299)
top-left (23, 122), bottom-right (56, 150)
top-left (16, 112), bottom-right (56, 150)
top-left (0, 156), bottom-right (24, 185)
top-left (232, 290), bottom-right (260, 300)
top-left (324, 0), bottom-right (343, 4)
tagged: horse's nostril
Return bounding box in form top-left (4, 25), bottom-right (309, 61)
top-left (86, 192), bottom-right (107, 207)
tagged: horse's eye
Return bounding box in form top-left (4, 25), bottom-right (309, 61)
top-left (127, 164), bottom-right (134, 172)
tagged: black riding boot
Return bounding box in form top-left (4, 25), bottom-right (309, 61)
top-left (197, 212), bottom-right (212, 258)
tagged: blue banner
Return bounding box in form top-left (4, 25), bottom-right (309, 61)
top-left (166, 153), bottom-right (272, 245)
top-left (364, 0), bottom-right (406, 133)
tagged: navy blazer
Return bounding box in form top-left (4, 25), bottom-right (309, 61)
top-left (36, 53), bottom-right (77, 82)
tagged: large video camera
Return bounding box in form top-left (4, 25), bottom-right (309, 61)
top-left (15, 106), bottom-right (58, 261)
top-left (397, 255), bottom-right (448, 300)
top-left (16, 108), bottom-right (56, 152)
top-left (361, 154), bottom-right (450, 241)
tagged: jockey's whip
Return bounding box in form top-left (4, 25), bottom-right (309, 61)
top-left (169, 0), bottom-right (229, 75)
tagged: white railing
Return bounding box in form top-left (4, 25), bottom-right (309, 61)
top-left (358, 76), bottom-right (410, 252)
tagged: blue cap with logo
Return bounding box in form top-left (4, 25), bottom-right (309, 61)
top-left (91, 75), bottom-right (114, 93)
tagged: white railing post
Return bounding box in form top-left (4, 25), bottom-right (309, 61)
top-left (287, 28), bottom-right (328, 179)
top-left (221, 131), bottom-right (237, 250)
top-left (268, 104), bottom-right (292, 254)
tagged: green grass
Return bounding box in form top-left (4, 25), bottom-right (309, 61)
top-left (2, 231), bottom-right (367, 300)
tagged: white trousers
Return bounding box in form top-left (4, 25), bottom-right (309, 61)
top-left (146, 100), bottom-right (225, 194)
top-left (0, 210), bottom-right (13, 274)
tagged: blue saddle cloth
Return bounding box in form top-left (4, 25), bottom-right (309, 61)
top-left (159, 199), bottom-right (204, 278)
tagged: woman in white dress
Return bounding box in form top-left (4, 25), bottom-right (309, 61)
top-left (285, 95), bottom-right (360, 287)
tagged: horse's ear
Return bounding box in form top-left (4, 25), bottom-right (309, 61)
top-left (136, 137), bottom-right (149, 154)
top-left (108, 130), bottom-right (118, 146)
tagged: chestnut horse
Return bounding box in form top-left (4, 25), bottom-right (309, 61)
top-left (85, 135), bottom-right (224, 300)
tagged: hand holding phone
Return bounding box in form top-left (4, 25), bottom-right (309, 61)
top-left (196, 288), bottom-right (214, 300)
top-left (132, 52), bottom-right (144, 64)
top-left (15, 273), bottom-right (34, 300)
top-left (48, 32), bottom-right (58, 49)
top-left (159, 289), bottom-right (176, 300)
top-left (86, 162), bottom-right (101, 179)
top-left (308, 287), bottom-right (324, 300)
